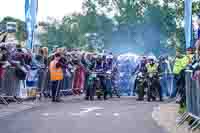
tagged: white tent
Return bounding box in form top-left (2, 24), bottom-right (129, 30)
top-left (118, 52), bottom-right (140, 62)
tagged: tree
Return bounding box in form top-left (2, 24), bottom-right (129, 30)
top-left (39, 0), bottom-right (199, 55)
top-left (82, 0), bottom-right (177, 55)
top-left (39, 6), bottom-right (113, 51)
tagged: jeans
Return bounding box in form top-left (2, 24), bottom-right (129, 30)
top-left (84, 74), bottom-right (89, 92)
top-left (132, 75), bottom-right (137, 96)
top-left (160, 74), bottom-right (172, 97)
top-left (169, 74), bottom-right (175, 97)
top-left (173, 72), bottom-right (185, 98)
top-left (160, 74), bottom-right (175, 97)
top-left (51, 80), bottom-right (61, 100)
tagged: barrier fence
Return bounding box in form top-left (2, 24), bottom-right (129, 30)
top-left (0, 67), bottom-right (21, 104)
top-left (178, 70), bottom-right (200, 131)
top-left (185, 70), bottom-right (200, 118)
top-left (0, 66), bottom-right (74, 105)
top-left (0, 65), bottom-right (177, 105)
top-left (37, 68), bottom-right (74, 98)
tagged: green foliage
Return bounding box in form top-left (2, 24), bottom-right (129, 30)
top-left (39, 0), bottom-right (200, 55)
top-left (39, 10), bottom-right (113, 51)
top-left (83, 0), bottom-right (177, 55)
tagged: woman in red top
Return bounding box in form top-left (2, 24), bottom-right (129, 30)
top-left (72, 58), bottom-right (86, 95)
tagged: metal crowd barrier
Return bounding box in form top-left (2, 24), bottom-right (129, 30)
top-left (0, 66), bottom-right (76, 104)
top-left (37, 68), bottom-right (74, 99)
top-left (0, 67), bottom-right (21, 105)
top-left (37, 68), bottom-right (50, 98)
top-left (177, 70), bottom-right (200, 131)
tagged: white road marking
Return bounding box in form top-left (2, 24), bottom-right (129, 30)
top-left (95, 113), bottom-right (101, 116)
top-left (113, 113), bottom-right (120, 116)
top-left (71, 113), bottom-right (82, 116)
top-left (70, 107), bottom-right (104, 116)
top-left (41, 113), bottom-right (49, 116)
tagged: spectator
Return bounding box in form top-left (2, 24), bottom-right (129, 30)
top-left (49, 53), bottom-right (64, 102)
top-left (159, 56), bottom-right (172, 97)
top-left (72, 57), bottom-right (86, 95)
top-left (173, 50), bottom-right (189, 107)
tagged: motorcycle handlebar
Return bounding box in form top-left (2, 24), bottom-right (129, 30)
top-left (90, 71), bottom-right (112, 77)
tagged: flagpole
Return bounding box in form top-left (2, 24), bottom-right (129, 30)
top-left (184, 0), bottom-right (193, 50)
top-left (25, 0), bottom-right (38, 51)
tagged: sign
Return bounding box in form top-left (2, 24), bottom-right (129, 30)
top-left (6, 22), bottom-right (17, 33)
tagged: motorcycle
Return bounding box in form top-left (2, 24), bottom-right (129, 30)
top-left (86, 70), bottom-right (105, 100)
top-left (135, 72), bottom-right (147, 101)
top-left (105, 70), bottom-right (121, 98)
top-left (147, 72), bottom-right (160, 102)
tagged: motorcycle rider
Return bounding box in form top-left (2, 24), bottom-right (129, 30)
top-left (85, 54), bottom-right (97, 100)
top-left (133, 57), bottom-right (148, 77)
top-left (134, 57), bottom-right (148, 101)
top-left (94, 55), bottom-right (107, 100)
top-left (158, 56), bottom-right (172, 97)
top-left (104, 54), bottom-right (114, 98)
top-left (146, 57), bottom-right (163, 101)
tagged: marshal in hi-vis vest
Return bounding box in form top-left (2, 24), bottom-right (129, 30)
top-left (49, 60), bottom-right (64, 81)
top-left (146, 63), bottom-right (158, 73)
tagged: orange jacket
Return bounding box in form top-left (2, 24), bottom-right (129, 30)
top-left (49, 60), bottom-right (63, 81)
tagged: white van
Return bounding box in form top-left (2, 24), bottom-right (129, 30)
top-left (6, 22), bottom-right (17, 33)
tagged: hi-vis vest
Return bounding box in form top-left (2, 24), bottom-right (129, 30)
top-left (173, 55), bottom-right (189, 75)
top-left (49, 60), bottom-right (63, 81)
top-left (146, 63), bottom-right (158, 73)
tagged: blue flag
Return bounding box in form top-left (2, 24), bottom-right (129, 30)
top-left (184, 0), bottom-right (192, 49)
top-left (25, 0), bottom-right (38, 49)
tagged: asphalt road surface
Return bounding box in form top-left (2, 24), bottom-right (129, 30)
top-left (0, 97), bottom-right (168, 133)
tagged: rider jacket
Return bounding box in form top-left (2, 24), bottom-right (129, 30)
top-left (139, 63), bottom-right (147, 73)
top-left (95, 60), bottom-right (103, 71)
top-left (158, 60), bottom-right (172, 75)
top-left (104, 61), bottom-right (113, 72)
top-left (146, 63), bottom-right (158, 73)
top-left (133, 62), bottom-right (147, 74)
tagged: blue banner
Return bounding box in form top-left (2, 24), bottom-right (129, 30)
top-left (25, 0), bottom-right (38, 49)
top-left (184, 0), bottom-right (192, 49)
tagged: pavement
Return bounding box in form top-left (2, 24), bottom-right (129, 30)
top-left (153, 103), bottom-right (200, 133)
top-left (0, 102), bottom-right (40, 118)
top-left (0, 96), bottom-right (169, 133)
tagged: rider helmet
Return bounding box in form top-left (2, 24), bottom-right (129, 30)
top-left (106, 55), bottom-right (113, 59)
top-left (148, 56), bottom-right (154, 61)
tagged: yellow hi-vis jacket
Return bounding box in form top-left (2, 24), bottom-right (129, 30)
top-left (146, 63), bottom-right (158, 73)
top-left (49, 60), bottom-right (64, 81)
top-left (173, 55), bottom-right (189, 75)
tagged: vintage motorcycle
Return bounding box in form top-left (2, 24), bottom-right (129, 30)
top-left (135, 72), bottom-right (147, 101)
top-left (105, 70), bottom-right (121, 98)
top-left (147, 72), bottom-right (160, 102)
top-left (86, 70), bottom-right (105, 100)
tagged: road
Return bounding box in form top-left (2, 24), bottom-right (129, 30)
top-left (0, 97), bottom-right (168, 133)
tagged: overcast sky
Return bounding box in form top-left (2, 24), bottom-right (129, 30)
top-left (0, 0), bottom-right (83, 21)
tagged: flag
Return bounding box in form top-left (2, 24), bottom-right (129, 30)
top-left (184, 0), bottom-right (192, 49)
top-left (25, 0), bottom-right (38, 49)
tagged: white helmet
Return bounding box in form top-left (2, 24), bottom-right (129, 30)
top-left (148, 56), bottom-right (156, 61)
top-left (106, 55), bottom-right (113, 59)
